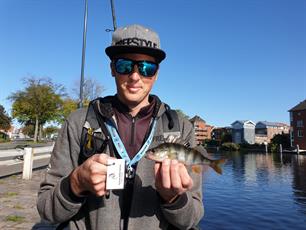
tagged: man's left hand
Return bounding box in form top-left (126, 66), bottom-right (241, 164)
top-left (154, 159), bottom-right (193, 203)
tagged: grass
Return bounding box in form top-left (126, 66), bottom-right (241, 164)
top-left (13, 204), bottom-right (24, 210)
top-left (4, 192), bottom-right (18, 197)
top-left (5, 215), bottom-right (25, 222)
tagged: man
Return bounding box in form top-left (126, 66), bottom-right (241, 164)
top-left (37, 24), bottom-right (204, 229)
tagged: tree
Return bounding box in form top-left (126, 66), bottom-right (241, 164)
top-left (8, 77), bottom-right (66, 142)
top-left (72, 78), bottom-right (105, 103)
top-left (270, 133), bottom-right (291, 148)
top-left (0, 105), bottom-right (11, 131)
top-left (175, 109), bottom-right (190, 120)
top-left (44, 126), bottom-right (59, 138)
top-left (221, 133), bottom-right (232, 144)
top-left (22, 124), bottom-right (35, 137)
top-left (59, 98), bottom-right (79, 122)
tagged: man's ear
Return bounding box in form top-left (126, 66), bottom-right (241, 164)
top-left (110, 62), bottom-right (115, 77)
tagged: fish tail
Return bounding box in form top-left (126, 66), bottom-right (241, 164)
top-left (191, 165), bottom-right (202, 174)
top-left (210, 158), bottom-right (226, 175)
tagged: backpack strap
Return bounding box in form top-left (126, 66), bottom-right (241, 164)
top-left (79, 99), bottom-right (112, 164)
top-left (162, 104), bottom-right (181, 139)
top-left (80, 100), bottom-right (181, 164)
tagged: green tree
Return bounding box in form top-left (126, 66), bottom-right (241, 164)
top-left (22, 124), bottom-right (35, 137)
top-left (44, 126), bottom-right (59, 138)
top-left (221, 133), bottom-right (232, 144)
top-left (268, 133), bottom-right (290, 153)
top-left (60, 98), bottom-right (79, 122)
top-left (175, 109), bottom-right (190, 120)
top-left (0, 105), bottom-right (11, 131)
top-left (8, 77), bottom-right (65, 142)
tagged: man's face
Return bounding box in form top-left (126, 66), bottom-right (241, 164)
top-left (111, 53), bottom-right (158, 108)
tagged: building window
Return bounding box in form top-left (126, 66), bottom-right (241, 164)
top-left (297, 130), bottom-right (303, 137)
top-left (255, 128), bottom-right (267, 135)
top-left (290, 112), bottom-right (293, 122)
top-left (297, 120), bottom-right (304, 127)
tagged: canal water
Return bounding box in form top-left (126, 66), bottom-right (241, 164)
top-left (199, 152), bottom-right (306, 230)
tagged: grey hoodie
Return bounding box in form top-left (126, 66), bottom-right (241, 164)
top-left (37, 96), bottom-right (204, 230)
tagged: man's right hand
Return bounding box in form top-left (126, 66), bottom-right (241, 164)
top-left (70, 153), bottom-right (111, 197)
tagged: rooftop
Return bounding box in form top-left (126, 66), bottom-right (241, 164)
top-left (256, 121), bottom-right (289, 127)
top-left (289, 99), bottom-right (306, 112)
top-left (190, 115), bottom-right (206, 123)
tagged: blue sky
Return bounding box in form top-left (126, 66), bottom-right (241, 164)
top-left (1, 0), bottom-right (305, 127)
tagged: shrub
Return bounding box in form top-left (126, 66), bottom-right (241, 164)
top-left (221, 142), bottom-right (240, 151)
top-left (269, 143), bottom-right (278, 153)
top-left (203, 139), bottom-right (219, 147)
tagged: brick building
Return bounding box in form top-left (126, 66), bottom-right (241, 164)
top-left (289, 100), bottom-right (306, 150)
top-left (255, 121), bottom-right (290, 144)
top-left (189, 116), bottom-right (214, 145)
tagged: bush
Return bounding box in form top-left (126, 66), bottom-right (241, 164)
top-left (203, 139), bottom-right (219, 147)
top-left (0, 132), bottom-right (9, 143)
top-left (221, 142), bottom-right (240, 151)
top-left (269, 143), bottom-right (278, 153)
top-left (239, 143), bottom-right (265, 151)
top-left (0, 137), bottom-right (7, 143)
top-left (270, 133), bottom-right (290, 149)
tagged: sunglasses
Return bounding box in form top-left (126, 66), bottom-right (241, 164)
top-left (114, 58), bottom-right (159, 77)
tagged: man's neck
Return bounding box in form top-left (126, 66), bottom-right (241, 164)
top-left (116, 95), bottom-right (150, 117)
top-left (128, 100), bottom-right (150, 117)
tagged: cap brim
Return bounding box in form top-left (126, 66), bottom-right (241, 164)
top-left (105, 45), bottom-right (166, 63)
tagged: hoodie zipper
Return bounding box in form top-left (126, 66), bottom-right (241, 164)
top-left (130, 117), bottom-right (136, 146)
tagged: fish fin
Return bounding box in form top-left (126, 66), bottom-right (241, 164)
top-left (191, 165), bottom-right (202, 174)
top-left (210, 158), bottom-right (226, 175)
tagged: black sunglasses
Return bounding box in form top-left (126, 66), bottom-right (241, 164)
top-left (113, 58), bottom-right (159, 77)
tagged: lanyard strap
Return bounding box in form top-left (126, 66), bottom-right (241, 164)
top-left (105, 118), bottom-right (157, 169)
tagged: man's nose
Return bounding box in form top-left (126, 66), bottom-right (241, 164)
top-left (128, 65), bottom-right (141, 80)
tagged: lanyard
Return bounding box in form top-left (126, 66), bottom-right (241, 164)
top-left (104, 118), bottom-right (157, 176)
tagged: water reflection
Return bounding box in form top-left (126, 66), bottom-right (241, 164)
top-left (292, 155), bottom-right (306, 215)
top-left (200, 152), bottom-right (306, 230)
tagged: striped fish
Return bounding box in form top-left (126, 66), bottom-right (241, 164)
top-left (146, 143), bottom-right (226, 174)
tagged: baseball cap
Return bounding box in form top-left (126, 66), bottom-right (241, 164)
top-left (105, 24), bottom-right (166, 63)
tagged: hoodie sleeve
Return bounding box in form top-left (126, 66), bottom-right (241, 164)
top-left (37, 109), bottom-right (86, 224)
top-left (160, 116), bottom-right (204, 229)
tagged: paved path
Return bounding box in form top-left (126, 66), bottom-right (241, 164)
top-left (0, 169), bottom-right (57, 229)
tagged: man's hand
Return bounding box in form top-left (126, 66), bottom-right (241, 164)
top-left (70, 154), bottom-right (111, 197)
top-left (154, 159), bottom-right (193, 203)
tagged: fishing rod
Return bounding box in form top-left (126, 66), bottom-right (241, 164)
top-left (110, 0), bottom-right (117, 31)
top-left (79, 0), bottom-right (88, 108)
top-left (79, 0), bottom-right (117, 108)
top-left (106, 0), bottom-right (117, 32)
